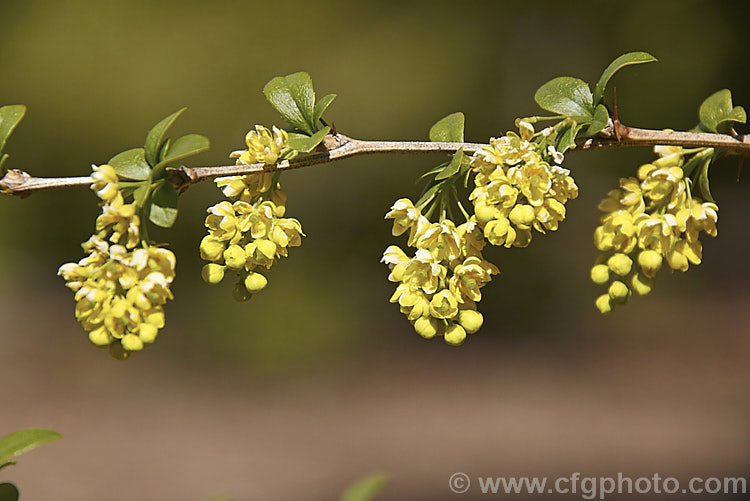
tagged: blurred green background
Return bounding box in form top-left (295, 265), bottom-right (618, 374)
top-left (1, 1), bottom-right (750, 500)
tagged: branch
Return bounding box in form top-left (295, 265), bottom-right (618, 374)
top-left (2, 124), bottom-right (750, 197)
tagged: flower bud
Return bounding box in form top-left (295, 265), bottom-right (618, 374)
top-left (139, 323), bottom-right (159, 344)
top-left (474, 204), bottom-right (496, 224)
top-left (414, 316), bottom-right (439, 339)
top-left (457, 309), bottom-right (483, 334)
top-left (637, 250), bottom-right (663, 278)
top-left (590, 264), bottom-right (610, 285)
top-left (201, 264), bottom-right (225, 285)
top-left (595, 294), bottom-right (613, 314)
top-left (444, 323), bottom-right (467, 346)
top-left (509, 204), bottom-right (535, 227)
top-left (608, 280), bottom-right (630, 304)
top-left (200, 236), bottom-right (226, 262)
top-left (89, 326), bottom-right (111, 347)
top-left (121, 334), bottom-right (144, 352)
top-left (630, 273), bottom-right (653, 296)
top-left (244, 272), bottom-right (268, 293)
top-left (607, 253), bottom-right (633, 276)
top-left (223, 245), bottom-right (246, 269)
top-left (232, 282), bottom-right (252, 302)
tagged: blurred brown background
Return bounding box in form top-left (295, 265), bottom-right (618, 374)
top-left (1, 1), bottom-right (750, 499)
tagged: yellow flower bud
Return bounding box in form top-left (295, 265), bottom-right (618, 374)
top-left (607, 253), bottom-right (633, 276)
top-left (608, 280), bottom-right (630, 304)
top-left (89, 326), bottom-right (111, 347)
top-left (223, 245), bottom-right (246, 269)
top-left (595, 294), bottom-right (613, 314)
top-left (121, 334), bottom-right (144, 352)
top-left (509, 204), bottom-right (535, 227)
top-left (109, 342), bottom-right (130, 361)
top-left (201, 263), bottom-right (225, 284)
top-left (444, 323), bottom-right (467, 346)
top-left (244, 272), bottom-right (268, 293)
top-left (414, 316), bottom-right (440, 339)
top-left (637, 250), bottom-right (663, 278)
top-left (200, 236), bottom-right (226, 262)
top-left (429, 289), bottom-right (459, 319)
top-left (474, 204), bottom-right (497, 224)
top-left (139, 323), bottom-right (159, 344)
top-left (630, 273), bottom-right (654, 296)
top-left (590, 264), bottom-right (610, 285)
top-left (457, 309), bottom-right (483, 334)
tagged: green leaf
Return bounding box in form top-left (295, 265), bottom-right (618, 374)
top-left (429, 112), bottom-right (465, 142)
top-left (534, 77), bottom-right (594, 119)
top-left (593, 52), bottom-right (657, 105)
top-left (144, 108), bottom-right (186, 167)
top-left (415, 179), bottom-right (447, 207)
top-left (0, 429), bottom-right (62, 465)
top-left (699, 89), bottom-right (746, 134)
top-left (148, 182), bottom-right (179, 228)
top-left (0, 154), bottom-right (8, 172)
top-left (109, 148), bottom-right (151, 181)
top-left (153, 134), bottom-right (210, 170)
top-left (0, 105), bottom-right (26, 157)
top-left (417, 162), bottom-right (448, 182)
top-left (0, 483), bottom-right (19, 501)
top-left (585, 104), bottom-right (610, 136)
top-left (313, 94), bottom-right (337, 126)
top-left (158, 138), bottom-right (171, 163)
top-left (435, 149), bottom-right (464, 180)
top-left (340, 474), bottom-right (388, 501)
top-left (287, 127), bottom-right (330, 153)
top-left (697, 157), bottom-right (715, 203)
top-left (263, 72), bottom-right (317, 135)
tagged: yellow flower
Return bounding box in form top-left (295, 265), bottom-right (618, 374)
top-left (508, 160), bottom-right (552, 207)
top-left (402, 249), bottom-right (446, 294)
top-left (598, 177), bottom-right (645, 215)
top-left (449, 256), bottom-right (498, 302)
top-left (594, 210), bottom-right (639, 253)
top-left (244, 238), bottom-right (277, 269)
top-left (231, 125), bottom-right (289, 165)
top-left (90, 164), bottom-right (119, 202)
top-left (635, 214), bottom-right (677, 253)
top-left (417, 220), bottom-right (461, 262)
top-left (205, 201), bottom-right (242, 243)
top-left (676, 201), bottom-right (718, 241)
top-left (429, 289), bottom-right (459, 319)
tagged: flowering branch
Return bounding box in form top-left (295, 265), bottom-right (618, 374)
top-left (1, 123), bottom-right (748, 197)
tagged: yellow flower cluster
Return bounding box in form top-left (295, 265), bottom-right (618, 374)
top-left (59, 164), bottom-right (176, 359)
top-left (591, 146), bottom-right (719, 313)
top-left (382, 199), bottom-right (498, 345)
top-left (469, 123), bottom-right (578, 248)
top-left (201, 127), bottom-right (303, 298)
top-left (229, 124), bottom-right (290, 166)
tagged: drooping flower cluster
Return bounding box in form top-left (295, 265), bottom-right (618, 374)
top-left (58, 164), bottom-right (176, 359)
top-left (469, 122), bottom-right (578, 248)
top-left (200, 125), bottom-right (303, 299)
top-left (382, 199), bottom-right (498, 346)
top-left (591, 145), bottom-right (719, 313)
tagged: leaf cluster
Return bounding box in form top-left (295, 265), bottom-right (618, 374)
top-left (108, 109), bottom-right (209, 228)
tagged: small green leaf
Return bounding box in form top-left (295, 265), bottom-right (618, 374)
top-left (593, 52), bottom-right (657, 105)
top-left (0, 153), bottom-right (8, 172)
top-left (340, 474), bottom-right (388, 501)
top-left (109, 148), bottom-right (151, 181)
top-left (263, 72), bottom-right (317, 135)
top-left (313, 94), bottom-right (337, 126)
top-left (699, 89), bottom-right (746, 134)
top-left (535, 77), bottom-right (594, 119)
top-left (417, 162), bottom-right (448, 182)
top-left (585, 104), bottom-right (610, 136)
top-left (0, 429), bottom-right (62, 465)
top-left (144, 108), bottom-right (186, 167)
top-left (158, 138), bottom-right (171, 163)
top-left (429, 112), bottom-right (465, 142)
top-left (287, 127), bottom-right (330, 153)
top-left (415, 179), bottom-right (447, 207)
top-left (148, 182), bottom-right (179, 228)
top-left (435, 149), bottom-right (464, 180)
top-left (0, 483), bottom-right (19, 501)
top-left (0, 105), bottom-right (26, 157)
top-left (697, 157), bottom-right (715, 203)
top-left (153, 134), bottom-right (210, 170)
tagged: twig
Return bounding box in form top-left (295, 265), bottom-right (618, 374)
top-left (2, 125), bottom-right (750, 197)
